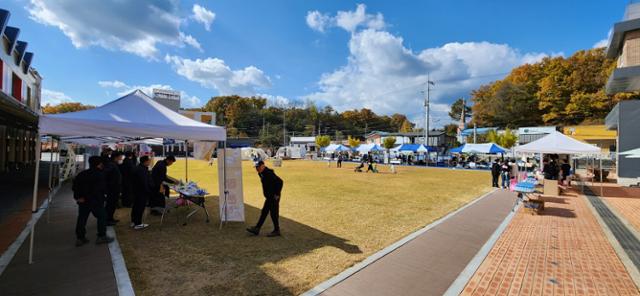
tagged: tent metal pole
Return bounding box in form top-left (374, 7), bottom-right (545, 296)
top-left (28, 134), bottom-right (41, 265)
top-left (600, 156), bottom-right (603, 197)
top-left (219, 141), bottom-right (228, 230)
top-left (185, 141), bottom-right (188, 182)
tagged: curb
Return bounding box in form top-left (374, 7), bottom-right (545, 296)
top-left (581, 191), bottom-right (640, 289)
top-left (300, 188), bottom-right (498, 296)
top-left (443, 200), bottom-right (519, 295)
top-left (106, 227), bottom-right (135, 296)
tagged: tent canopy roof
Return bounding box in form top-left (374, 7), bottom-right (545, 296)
top-left (355, 143), bottom-right (384, 153)
top-left (450, 143), bottom-right (507, 154)
top-left (514, 131), bottom-right (599, 154)
top-left (392, 144), bottom-right (436, 153)
top-left (40, 90), bottom-right (226, 141)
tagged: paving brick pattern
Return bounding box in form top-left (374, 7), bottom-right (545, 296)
top-left (461, 192), bottom-right (639, 296)
top-left (605, 197), bottom-right (640, 235)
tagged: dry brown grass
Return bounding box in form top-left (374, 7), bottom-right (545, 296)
top-left (114, 159), bottom-right (491, 296)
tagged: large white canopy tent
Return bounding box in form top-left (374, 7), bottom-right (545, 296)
top-left (514, 130), bottom-right (601, 196)
top-left (30, 90), bottom-right (227, 263)
top-left (514, 131), bottom-right (600, 155)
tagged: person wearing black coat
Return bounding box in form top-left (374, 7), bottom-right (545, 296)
top-left (131, 156), bottom-right (153, 230)
top-left (150, 155), bottom-right (177, 215)
top-left (119, 151), bottom-right (136, 207)
top-left (103, 152), bottom-right (123, 225)
top-left (73, 156), bottom-right (113, 246)
top-left (491, 159), bottom-right (500, 188)
top-left (247, 161), bottom-right (284, 237)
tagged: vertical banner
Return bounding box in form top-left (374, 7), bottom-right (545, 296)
top-left (218, 148), bottom-right (245, 222)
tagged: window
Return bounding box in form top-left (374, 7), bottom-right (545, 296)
top-left (26, 86), bottom-right (32, 109)
top-left (12, 72), bottom-right (22, 101)
top-left (0, 60), bottom-right (3, 91)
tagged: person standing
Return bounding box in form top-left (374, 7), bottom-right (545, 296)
top-left (501, 160), bottom-right (510, 189)
top-left (131, 156), bottom-right (153, 230)
top-left (561, 159), bottom-right (572, 186)
top-left (491, 159), bottom-right (500, 188)
top-left (247, 161), bottom-right (284, 237)
top-left (119, 151), bottom-right (135, 207)
top-left (337, 153), bottom-right (343, 168)
top-left (73, 156), bottom-right (113, 246)
top-left (150, 155), bottom-right (177, 215)
top-left (103, 152), bottom-right (123, 225)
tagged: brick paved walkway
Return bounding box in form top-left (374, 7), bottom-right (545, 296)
top-left (601, 187), bottom-right (640, 234)
top-left (461, 191), bottom-right (639, 296)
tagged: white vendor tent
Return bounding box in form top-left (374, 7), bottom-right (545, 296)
top-left (30, 90), bottom-right (228, 264)
top-left (40, 90), bottom-right (225, 141)
top-left (514, 131), bottom-right (599, 154)
top-left (355, 143), bottom-right (384, 153)
top-left (620, 147), bottom-right (640, 156)
top-left (241, 147), bottom-right (268, 161)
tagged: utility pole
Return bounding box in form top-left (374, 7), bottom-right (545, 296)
top-left (425, 76), bottom-right (435, 146)
top-left (283, 106), bottom-right (287, 147)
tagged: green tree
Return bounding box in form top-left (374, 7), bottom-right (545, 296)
top-left (315, 135), bottom-right (331, 149)
top-left (382, 137), bottom-right (396, 150)
top-left (348, 136), bottom-right (361, 148)
top-left (42, 102), bottom-right (95, 114)
top-left (399, 120), bottom-right (414, 132)
top-left (449, 98), bottom-right (472, 122)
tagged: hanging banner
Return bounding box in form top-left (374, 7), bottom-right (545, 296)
top-left (217, 148), bottom-right (245, 222)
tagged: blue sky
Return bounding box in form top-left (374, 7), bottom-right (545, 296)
top-left (2, 0), bottom-right (627, 127)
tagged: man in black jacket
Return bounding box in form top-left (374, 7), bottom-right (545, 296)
top-left (103, 152), bottom-right (123, 225)
top-left (73, 156), bottom-right (113, 246)
top-left (247, 161), bottom-right (284, 237)
top-left (491, 159), bottom-right (500, 188)
top-left (150, 155), bottom-right (176, 215)
top-left (131, 156), bottom-right (153, 230)
top-left (119, 151), bottom-right (136, 207)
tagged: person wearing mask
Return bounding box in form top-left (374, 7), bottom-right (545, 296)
top-left (131, 156), bottom-right (153, 230)
top-left (501, 160), bottom-right (510, 189)
top-left (150, 155), bottom-right (177, 215)
top-left (246, 161), bottom-right (284, 237)
top-left (119, 151), bottom-right (135, 207)
top-left (491, 159), bottom-right (500, 188)
top-left (103, 152), bottom-right (123, 225)
top-left (73, 156), bottom-right (113, 246)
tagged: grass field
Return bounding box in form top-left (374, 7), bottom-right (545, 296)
top-left (114, 159), bottom-right (491, 296)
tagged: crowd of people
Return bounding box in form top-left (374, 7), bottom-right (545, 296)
top-left (490, 155), bottom-right (572, 189)
top-left (72, 149), bottom-right (176, 247)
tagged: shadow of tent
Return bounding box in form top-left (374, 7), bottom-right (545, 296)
top-left (115, 198), bottom-right (362, 295)
top-left (538, 206), bottom-right (577, 218)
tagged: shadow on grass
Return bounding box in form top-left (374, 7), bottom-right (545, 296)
top-left (115, 197), bottom-right (362, 296)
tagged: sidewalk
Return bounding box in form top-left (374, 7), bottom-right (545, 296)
top-left (0, 184), bottom-right (119, 296)
top-left (314, 189), bottom-right (515, 296)
top-left (460, 188), bottom-right (639, 295)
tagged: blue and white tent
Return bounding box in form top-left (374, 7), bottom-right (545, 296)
top-left (449, 143), bottom-right (507, 154)
top-left (355, 143), bottom-right (385, 153)
top-left (392, 144), bottom-right (436, 153)
top-left (322, 144), bottom-right (351, 153)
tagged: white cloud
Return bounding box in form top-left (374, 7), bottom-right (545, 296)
top-left (258, 93), bottom-right (291, 107)
top-left (180, 32), bottom-right (203, 52)
top-left (593, 29), bottom-right (612, 48)
top-left (42, 89), bottom-right (72, 105)
top-left (305, 28), bottom-right (552, 128)
top-left (164, 55), bottom-right (271, 96)
top-left (306, 11), bottom-right (331, 33)
top-left (192, 4), bottom-right (216, 31)
top-left (28, 0), bottom-right (201, 59)
top-left (306, 4), bottom-right (385, 33)
top-left (98, 81), bottom-right (201, 108)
